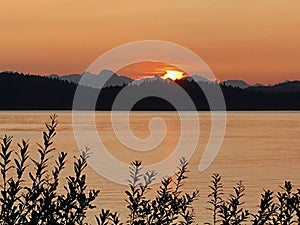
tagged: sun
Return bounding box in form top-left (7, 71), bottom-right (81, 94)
top-left (161, 70), bottom-right (184, 81)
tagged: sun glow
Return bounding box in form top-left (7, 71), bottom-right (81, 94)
top-left (161, 70), bottom-right (184, 81)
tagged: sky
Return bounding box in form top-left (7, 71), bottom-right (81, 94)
top-left (0, 0), bottom-right (299, 84)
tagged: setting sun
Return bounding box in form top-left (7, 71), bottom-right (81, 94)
top-left (161, 70), bottom-right (184, 81)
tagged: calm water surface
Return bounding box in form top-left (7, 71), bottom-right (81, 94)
top-left (0, 111), bottom-right (299, 223)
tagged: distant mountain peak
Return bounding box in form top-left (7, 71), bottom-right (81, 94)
top-left (221, 79), bottom-right (250, 89)
top-left (48, 69), bottom-right (133, 88)
top-left (184, 75), bottom-right (214, 83)
top-left (252, 83), bottom-right (264, 87)
top-left (130, 75), bottom-right (172, 86)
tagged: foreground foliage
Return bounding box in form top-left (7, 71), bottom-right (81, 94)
top-left (95, 159), bottom-right (199, 225)
top-left (0, 115), bottom-right (99, 225)
top-left (206, 174), bottom-right (300, 225)
top-left (0, 115), bottom-right (299, 224)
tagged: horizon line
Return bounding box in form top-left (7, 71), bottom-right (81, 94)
top-left (1, 70), bottom-right (299, 86)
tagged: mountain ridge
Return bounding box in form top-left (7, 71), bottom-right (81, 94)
top-left (0, 71), bottom-right (299, 110)
top-left (44, 69), bottom-right (299, 91)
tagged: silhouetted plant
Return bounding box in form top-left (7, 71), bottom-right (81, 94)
top-left (95, 158), bottom-right (199, 225)
top-left (0, 115), bottom-right (99, 225)
top-left (206, 175), bottom-right (300, 225)
top-left (0, 135), bottom-right (29, 224)
top-left (218, 181), bottom-right (249, 225)
top-left (1, 114), bottom-right (300, 225)
top-left (294, 188), bottom-right (300, 224)
top-left (95, 209), bottom-right (122, 225)
top-left (251, 190), bottom-right (277, 225)
top-left (206, 173), bottom-right (224, 225)
top-left (271, 181), bottom-right (298, 225)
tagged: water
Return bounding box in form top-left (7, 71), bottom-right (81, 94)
top-left (0, 111), bottom-right (299, 223)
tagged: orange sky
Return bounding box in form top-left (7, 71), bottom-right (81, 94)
top-left (0, 0), bottom-right (299, 84)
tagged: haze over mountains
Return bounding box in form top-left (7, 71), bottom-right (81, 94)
top-left (0, 70), bottom-right (299, 110)
top-left (48, 70), bottom-right (133, 88)
top-left (47, 69), bottom-right (299, 91)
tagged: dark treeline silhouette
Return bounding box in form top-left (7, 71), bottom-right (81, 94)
top-left (0, 71), bottom-right (299, 110)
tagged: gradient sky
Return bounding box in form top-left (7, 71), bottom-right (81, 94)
top-left (0, 0), bottom-right (299, 84)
